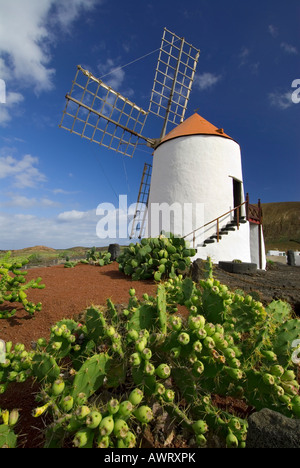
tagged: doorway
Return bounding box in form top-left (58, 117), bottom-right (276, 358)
top-left (233, 178), bottom-right (242, 220)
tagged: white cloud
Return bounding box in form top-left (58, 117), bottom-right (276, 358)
top-left (0, 195), bottom-right (59, 209)
top-left (0, 0), bottom-right (99, 92)
top-left (268, 90), bottom-right (294, 109)
top-left (268, 25), bottom-right (279, 38)
top-left (0, 208), bottom-right (110, 249)
top-left (97, 58), bottom-right (126, 91)
top-left (0, 203), bottom-right (136, 249)
top-left (0, 154), bottom-right (46, 188)
top-left (0, 0), bottom-right (100, 124)
top-left (238, 47), bottom-right (250, 66)
top-left (280, 42), bottom-right (298, 55)
top-left (53, 188), bottom-right (79, 195)
top-left (58, 210), bottom-right (86, 221)
top-left (0, 91), bottom-right (24, 126)
top-left (194, 72), bottom-right (222, 91)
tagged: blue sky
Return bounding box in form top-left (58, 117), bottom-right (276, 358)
top-left (0, 0), bottom-right (299, 250)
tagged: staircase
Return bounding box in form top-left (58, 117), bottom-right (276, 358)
top-left (200, 216), bottom-right (247, 247)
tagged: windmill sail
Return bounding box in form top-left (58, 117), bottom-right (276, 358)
top-left (149, 28), bottom-right (200, 138)
top-left (59, 66), bottom-right (154, 157)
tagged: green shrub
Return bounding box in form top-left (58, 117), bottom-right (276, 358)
top-left (117, 234), bottom-right (196, 281)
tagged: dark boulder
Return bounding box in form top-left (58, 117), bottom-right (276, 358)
top-left (108, 244), bottom-right (121, 261)
top-left (246, 408), bottom-right (300, 448)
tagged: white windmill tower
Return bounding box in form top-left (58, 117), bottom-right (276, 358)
top-left (59, 28), bottom-right (266, 269)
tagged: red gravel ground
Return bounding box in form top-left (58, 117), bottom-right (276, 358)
top-left (0, 262), bottom-right (257, 448)
top-left (0, 262), bottom-right (158, 349)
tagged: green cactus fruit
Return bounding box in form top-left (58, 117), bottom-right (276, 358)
top-left (262, 373), bottom-right (275, 386)
top-left (204, 323), bottom-right (216, 336)
top-left (155, 383), bottom-right (166, 396)
top-left (144, 362), bottom-right (155, 376)
top-left (127, 329), bottom-right (139, 342)
top-left (170, 347), bottom-right (181, 359)
top-left (128, 388), bottom-right (144, 406)
top-left (60, 395), bottom-right (74, 412)
top-left (224, 348), bottom-right (236, 359)
top-left (178, 332), bottom-right (190, 345)
top-left (32, 402), bottom-right (50, 418)
top-left (163, 389), bottom-right (175, 402)
top-left (73, 428), bottom-right (92, 448)
top-left (107, 399), bottom-right (120, 415)
top-left (76, 393), bottom-right (88, 406)
top-left (274, 385), bottom-right (285, 397)
top-left (155, 363), bottom-right (171, 379)
top-left (195, 434), bottom-right (207, 447)
top-left (270, 365), bottom-right (285, 377)
top-left (193, 340), bottom-right (203, 354)
top-left (228, 418), bottom-right (241, 431)
top-left (133, 405), bottom-right (153, 424)
top-left (226, 431), bottom-right (239, 448)
top-left (86, 410), bottom-right (102, 429)
top-left (135, 337), bottom-right (147, 353)
top-left (224, 367), bottom-right (243, 380)
top-left (122, 431), bottom-right (136, 448)
top-left (281, 370), bottom-right (296, 381)
top-left (193, 360), bottom-right (205, 376)
top-left (291, 396), bottom-right (300, 418)
top-left (192, 419), bottom-right (208, 435)
top-left (99, 416), bottom-right (114, 436)
top-left (140, 348), bottom-right (152, 360)
top-left (130, 352), bottom-right (142, 367)
top-left (118, 400), bottom-right (134, 418)
top-left (169, 316), bottom-right (182, 331)
top-left (261, 350), bottom-right (277, 362)
top-left (106, 326), bottom-right (116, 338)
top-left (51, 378), bottom-right (65, 396)
top-left (154, 271), bottom-right (162, 281)
top-left (279, 393), bottom-right (291, 405)
top-left (188, 315), bottom-right (205, 330)
top-left (195, 328), bottom-right (207, 340)
top-left (76, 405), bottom-right (91, 420)
top-left (281, 380), bottom-right (299, 396)
top-left (113, 419), bottom-right (129, 438)
top-left (8, 409), bottom-right (19, 427)
top-left (129, 288), bottom-right (136, 297)
top-left (97, 435), bottom-right (110, 448)
top-left (203, 336), bottom-right (215, 349)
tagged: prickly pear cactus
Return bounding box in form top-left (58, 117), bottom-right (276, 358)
top-left (0, 424), bottom-right (17, 448)
top-left (32, 352), bottom-right (60, 383)
top-left (71, 353), bottom-right (111, 402)
top-left (117, 234), bottom-right (196, 281)
top-left (1, 258), bottom-right (299, 448)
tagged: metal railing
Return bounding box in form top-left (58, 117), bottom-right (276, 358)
top-left (183, 201), bottom-right (248, 248)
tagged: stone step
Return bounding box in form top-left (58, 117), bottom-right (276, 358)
top-left (204, 239), bottom-right (215, 244)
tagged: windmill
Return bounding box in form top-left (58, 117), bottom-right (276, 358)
top-left (59, 28), bottom-right (200, 238)
top-left (59, 28), bottom-right (266, 269)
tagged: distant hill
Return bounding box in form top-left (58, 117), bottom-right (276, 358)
top-left (261, 202), bottom-right (300, 252)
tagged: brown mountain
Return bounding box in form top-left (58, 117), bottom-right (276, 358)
top-left (261, 202), bottom-right (300, 252)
